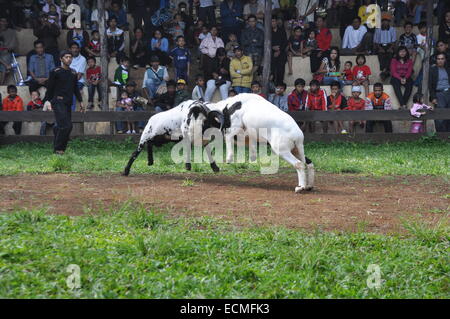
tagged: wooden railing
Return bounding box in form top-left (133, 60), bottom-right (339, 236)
top-left (1, 110), bottom-right (449, 144)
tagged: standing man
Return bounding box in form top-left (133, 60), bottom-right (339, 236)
top-left (429, 53), bottom-right (450, 132)
top-left (43, 50), bottom-right (84, 155)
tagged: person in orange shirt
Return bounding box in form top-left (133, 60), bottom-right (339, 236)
top-left (0, 85), bottom-right (24, 135)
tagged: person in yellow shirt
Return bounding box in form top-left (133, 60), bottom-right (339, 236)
top-left (229, 46), bottom-right (253, 93)
top-left (358, 0), bottom-right (373, 25)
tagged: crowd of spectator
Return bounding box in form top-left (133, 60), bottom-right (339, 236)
top-left (0, 0), bottom-right (449, 136)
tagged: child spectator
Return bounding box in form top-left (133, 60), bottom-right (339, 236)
top-left (352, 54), bottom-right (371, 96)
top-left (47, 4), bottom-right (61, 27)
top-left (113, 56), bottom-right (130, 90)
top-left (85, 30), bottom-right (101, 58)
top-left (417, 22), bottom-right (428, 60)
top-left (327, 81), bottom-right (348, 134)
top-left (288, 78), bottom-right (308, 112)
top-left (27, 91), bottom-right (43, 111)
top-left (170, 36), bottom-right (190, 81)
top-left (150, 29), bottom-right (171, 66)
top-left (365, 83), bottom-right (393, 133)
top-left (251, 81), bottom-right (266, 99)
top-left (168, 13), bottom-right (186, 41)
top-left (225, 33), bottom-right (239, 59)
top-left (192, 75), bottom-right (206, 101)
top-left (228, 89), bottom-right (238, 97)
top-left (130, 27), bottom-right (147, 69)
top-left (117, 90), bottom-right (135, 134)
top-left (66, 27), bottom-right (90, 57)
top-left (346, 85), bottom-right (366, 133)
top-left (269, 82), bottom-right (288, 112)
top-left (410, 93), bottom-right (432, 133)
top-left (287, 27), bottom-right (303, 76)
top-left (301, 29), bottom-right (318, 59)
top-left (305, 79), bottom-right (328, 133)
top-left (175, 79), bottom-right (191, 106)
top-left (1, 85), bottom-right (23, 135)
top-left (106, 17), bottom-right (125, 64)
top-left (196, 22), bottom-right (209, 46)
top-left (342, 61), bottom-right (354, 86)
top-left (398, 21), bottom-right (418, 62)
top-left (40, 100), bottom-right (54, 136)
top-left (86, 57), bottom-right (102, 110)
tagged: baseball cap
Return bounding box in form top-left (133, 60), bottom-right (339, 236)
top-left (177, 79), bottom-right (186, 85)
top-left (352, 86), bottom-right (362, 93)
top-left (233, 46), bottom-right (243, 52)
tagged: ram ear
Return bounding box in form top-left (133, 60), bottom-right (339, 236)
top-left (222, 107), bottom-right (231, 129)
top-left (188, 105), bottom-right (207, 120)
top-left (207, 110), bottom-right (225, 131)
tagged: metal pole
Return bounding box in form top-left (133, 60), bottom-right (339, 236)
top-left (98, 0), bottom-right (109, 111)
top-left (261, 0), bottom-right (272, 96)
top-left (422, 0), bottom-right (434, 102)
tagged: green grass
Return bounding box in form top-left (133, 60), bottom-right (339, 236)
top-left (0, 138), bottom-right (449, 177)
top-left (0, 203), bottom-right (448, 298)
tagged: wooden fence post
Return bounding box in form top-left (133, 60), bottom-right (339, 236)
top-left (261, 0), bottom-right (272, 96)
top-left (422, 0), bottom-right (434, 103)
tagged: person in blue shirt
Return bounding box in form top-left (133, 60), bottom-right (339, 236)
top-left (150, 29), bottom-right (170, 66)
top-left (220, 0), bottom-right (244, 43)
top-left (109, 0), bottom-right (129, 30)
top-left (170, 36), bottom-right (191, 81)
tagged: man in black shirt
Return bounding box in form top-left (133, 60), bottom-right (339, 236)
top-left (43, 50), bottom-right (84, 155)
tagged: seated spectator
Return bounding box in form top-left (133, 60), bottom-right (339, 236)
top-left (32, 12), bottom-right (60, 66)
top-left (305, 79), bottom-right (328, 133)
top-left (130, 27), bottom-right (147, 68)
top-left (230, 46), bottom-right (253, 94)
top-left (393, 0), bottom-right (407, 27)
top-left (85, 30), bottom-right (101, 58)
top-left (91, 7), bottom-right (110, 31)
top-left (0, 36), bottom-right (11, 85)
top-left (27, 91), bottom-right (43, 111)
top-left (128, 0), bottom-right (158, 34)
top-left (69, 42), bottom-right (87, 111)
top-left (16, 0), bottom-right (39, 29)
top-left (198, 0), bottom-right (217, 27)
top-left (300, 29), bottom-right (318, 59)
top-left (225, 33), bottom-right (239, 58)
top-left (0, 17), bottom-right (17, 84)
top-left (241, 15), bottom-right (264, 74)
top-left (312, 16), bottom-right (332, 73)
top-left (109, 0), bottom-right (129, 30)
top-left (412, 0), bottom-right (425, 25)
top-left (106, 17), bottom-right (125, 64)
top-left (429, 53), bottom-right (450, 132)
top-left (150, 29), bottom-right (171, 66)
top-left (296, 0), bottom-right (318, 27)
top-left (338, 1), bottom-right (358, 40)
top-left (327, 81), bottom-right (348, 134)
top-left (192, 74), bottom-right (206, 101)
top-left (42, 0), bottom-right (62, 27)
top-left (431, 40), bottom-right (450, 66)
top-left (153, 80), bottom-right (177, 113)
top-left (439, 11), bottom-right (450, 43)
top-left (170, 36), bottom-right (191, 81)
top-left (28, 40), bottom-right (55, 94)
top-left (288, 78), bottom-right (307, 111)
top-left (113, 56), bottom-right (130, 90)
top-left (398, 21), bottom-right (418, 63)
top-left (67, 26), bottom-right (90, 56)
top-left (287, 27), bottom-right (303, 76)
top-left (143, 55), bottom-right (169, 100)
top-left (228, 88), bottom-right (238, 97)
top-left (40, 100), bottom-right (54, 136)
top-left (271, 16), bottom-right (288, 84)
top-left (175, 79), bottom-right (191, 106)
top-left (251, 80), bottom-right (266, 99)
top-left (204, 48), bottom-right (231, 102)
top-left (0, 85), bottom-right (23, 135)
top-left (352, 54), bottom-right (371, 96)
top-left (365, 82), bottom-right (393, 133)
top-left (346, 85), bottom-right (366, 133)
top-left (243, 0), bottom-right (264, 27)
top-left (220, 0), bottom-right (244, 42)
top-left (199, 25), bottom-right (224, 79)
top-left (86, 57), bottom-right (102, 110)
top-left (194, 20), bottom-right (209, 47)
top-left (341, 16), bottom-right (372, 55)
top-left (390, 46), bottom-right (414, 110)
top-left (168, 13), bottom-right (186, 42)
top-left (416, 22), bottom-right (428, 61)
top-left (269, 82), bottom-right (288, 112)
top-left (374, 15), bottom-right (396, 81)
top-left (316, 47), bottom-right (342, 86)
top-left (341, 60), bottom-right (354, 86)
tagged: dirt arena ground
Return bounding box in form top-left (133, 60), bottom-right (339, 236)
top-left (1, 172), bottom-right (448, 234)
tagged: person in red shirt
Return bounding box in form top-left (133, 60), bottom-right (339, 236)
top-left (0, 85), bottom-right (24, 135)
top-left (305, 79), bottom-right (328, 133)
top-left (26, 91), bottom-right (43, 111)
top-left (85, 30), bottom-right (101, 58)
top-left (341, 61), bottom-right (354, 86)
top-left (327, 81), bottom-right (348, 134)
top-left (390, 46), bottom-right (413, 110)
top-left (86, 56), bottom-right (102, 109)
top-left (346, 85), bottom-right (366, 133)
top-left (288, 78), bottom-right (308, 130)
top-left (352, 54), bottom-right (371, 96)
top-left (311, 16), bottom-right (332, 73)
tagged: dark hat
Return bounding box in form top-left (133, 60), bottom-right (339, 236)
top-left (59, 50), bottom-right (73, 59)
top-left (233, 46), bottom-right (243, 52)
top-left (149, 55), bottom-right (160, 63)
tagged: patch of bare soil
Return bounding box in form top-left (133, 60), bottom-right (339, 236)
top-left (0, 173), bottom-right (448, 234)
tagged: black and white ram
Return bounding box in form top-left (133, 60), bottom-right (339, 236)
top-left (123, 100), bottom-right (225, 176)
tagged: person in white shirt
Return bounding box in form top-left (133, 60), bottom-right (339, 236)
top-left (341, 16), bottom-right (373, 55)
top-left (69, 41), bottom-right (87, 111)
top-left (296, 0), bottom-right (318, 24)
